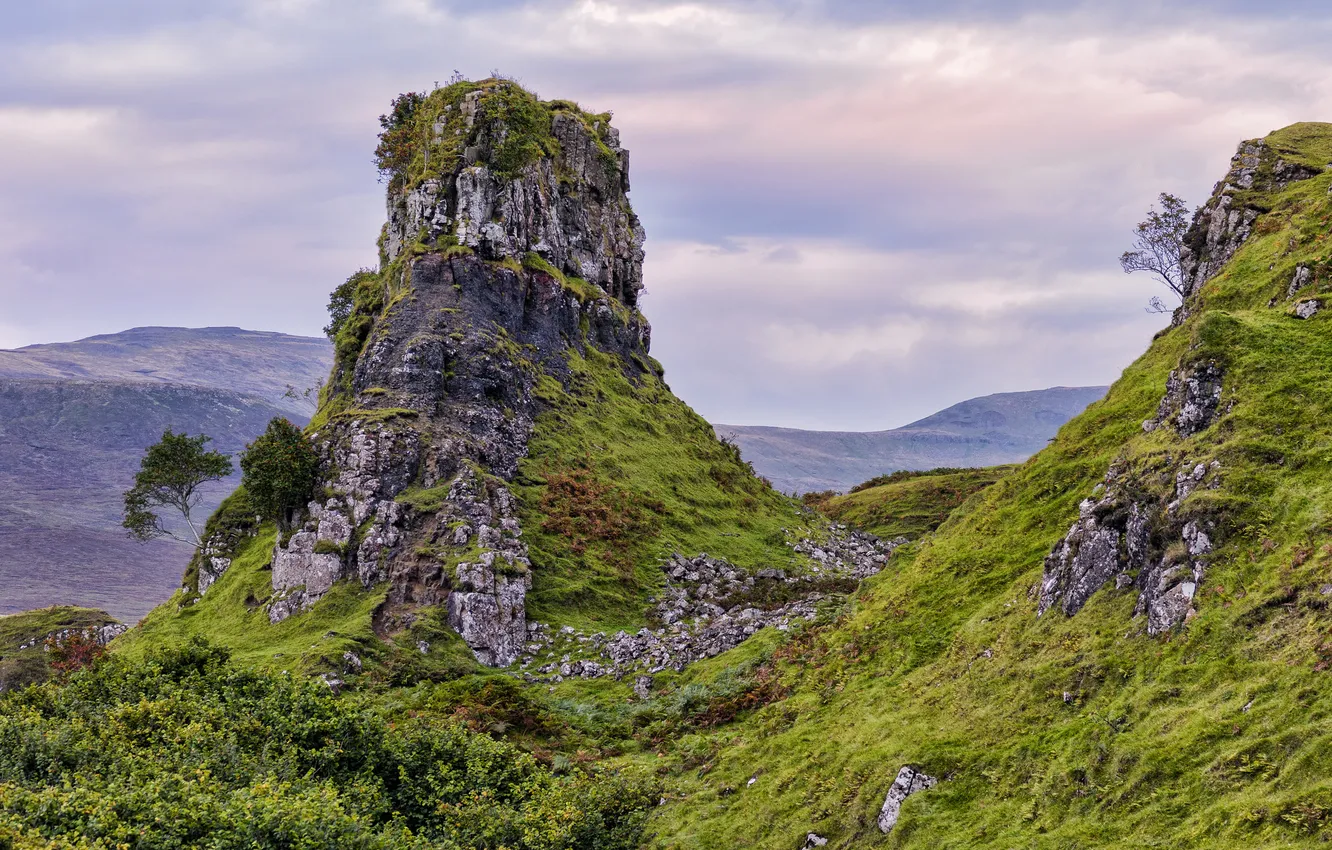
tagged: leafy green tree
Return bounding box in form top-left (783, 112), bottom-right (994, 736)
top-left (240, 418), bottom-right (321, 527)
top-left (1120, 192), bottom-right (1194, 313)
top-left (123, 431), bottom-right (233, 547)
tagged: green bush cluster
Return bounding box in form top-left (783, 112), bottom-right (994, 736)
top-left (0, 639), bottom-right (655, 849)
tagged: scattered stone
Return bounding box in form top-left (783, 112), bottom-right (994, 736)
top-left (632, 674), bottom-right (654, 699)
top-left (319, 672), bottom-right (345, 694)
top-left (877, 766), bottom-right (938, 834)
top-left (1296, 299), bottom-right (1320, 319)
top-left (415, 640), bottom-right (431, 655)
top-left (802, 834), bottom-right (828, 848)
top-left (19, 622), bottom-right (128, 653)
top-left (521, 529), bottom-right (904, 681)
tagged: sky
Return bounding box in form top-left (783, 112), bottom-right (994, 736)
top-left (3, 1), bottom-right (1332, 430)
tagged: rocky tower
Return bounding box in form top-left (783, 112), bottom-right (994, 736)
top-left (261, 80), bottom-right (650, 665)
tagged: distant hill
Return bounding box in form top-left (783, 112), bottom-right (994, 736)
top-left (0, 328), bottom-right (333, 621)
top-left (715, 386), bottom-right (1109, 493)
top-left (0, 326), bottom-right (331, 412)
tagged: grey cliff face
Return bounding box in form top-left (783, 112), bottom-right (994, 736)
top-left (263, 90), bottom-right (651, 667)
top-left (384, 92), bottom-right (645, 306)
top-left (1179, 139), bottom-right (1320, 312)
top-left (1039, 460), bottom-right (1220, 635)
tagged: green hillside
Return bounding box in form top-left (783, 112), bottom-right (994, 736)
top-left (0, 607), bottom-right (120, 690)
top-left (627, 122), bottom-right (1332, 847)
top-left (814, 466), bottom-right (1014, 541)
top-left (8, 96), bottom-right (1332, 850)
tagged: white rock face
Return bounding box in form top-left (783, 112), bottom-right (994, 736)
top-left (447, 559), bottom-right (531, 667)
top-left (877, 766), bottom-right (938, 834)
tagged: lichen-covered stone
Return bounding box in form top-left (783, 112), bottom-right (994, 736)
top-left (1180, 140), bottom-right (1320, 311)
top-left (1039, 459), bottom-right (1221, 634)
top-left (384, 85), bottom-right (644, 306)
top-left (877, 766), bottom-right (938, 834)
top-left (1143, 362), bottom-right (1224, 436)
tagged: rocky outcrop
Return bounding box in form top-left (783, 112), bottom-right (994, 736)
top-left (18, 622), bottom-right (128, 651)
top-left (1039, 460), bottom-right (1220, 634)
top-left (877, 766), bottom-right (938, 834)
top-left (523, 529), bottom-right (904, 681)
top-left (1180, 140), bottom-right (1320, 307)
top-left (1296, 299), bottom-right (1321, 319)
top-left (267, 83), bottom-right (653, 666)
top-left (1143, 361), bottom-right (1224, 436)
top-left (384, 88), bottom-right (644, 306)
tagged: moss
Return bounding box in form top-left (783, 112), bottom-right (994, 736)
top-left (395, 485), bottom-right (453, 514)
top-left (331, 407), bottom-right (418, 423)
top-left (375, 78), bottom-right (623, 197)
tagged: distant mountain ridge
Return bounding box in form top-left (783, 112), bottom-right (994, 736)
top-left (716, 386), bottom-right (1109, 493)
top-left (0, 326), bottom-right (331, 415)
top-left (0, 328), bottom-right (333, 621)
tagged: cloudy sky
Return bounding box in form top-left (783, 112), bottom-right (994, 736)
top-left (3, 1), bottom-right (1330, 429)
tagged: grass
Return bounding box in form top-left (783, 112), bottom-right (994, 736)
top-left (0, 607), bottom-right (117, 690)
top-left (815, 466), bottom-right (1015, 541)
top-left (610, 122), bottom-right (1332, 848)
top-left (118, 527), bottom-right (419, 676)
top-left (515, 348), bottom-right (811, 632)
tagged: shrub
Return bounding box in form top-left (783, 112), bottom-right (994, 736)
top-left (239, 419), bottom-right (320, 529)
top-left (0, 638), bottom-right (656, 849)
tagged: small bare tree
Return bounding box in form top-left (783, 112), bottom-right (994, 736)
top-left (1120, 192), bottom-right (1192, 313)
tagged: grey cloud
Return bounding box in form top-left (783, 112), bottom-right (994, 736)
top-left (0, 0), bottom-right (1326, 430)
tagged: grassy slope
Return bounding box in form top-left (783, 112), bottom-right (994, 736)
top-left (517, 348), bottom-right (808, 632)
top-left (115, 526), bottom-right (478, 681)
top-left (0, 607), bottom-right (117, 689)
top-left (817, 467), bottom-right (1015, 541)
top-left (627, 123), bottom-right (1332, 848)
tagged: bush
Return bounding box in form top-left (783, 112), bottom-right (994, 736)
top-left (0, 638), bottom-right (656, 849)
top-left (240, 419), bottom-right (320, 529)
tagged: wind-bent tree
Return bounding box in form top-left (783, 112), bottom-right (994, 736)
top-left (240, 418), bottom-right (320, 529)
top-left (1120, 192), bottom-right (1193, 313)
top-left (123, 431), bottom-right (233, 547)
